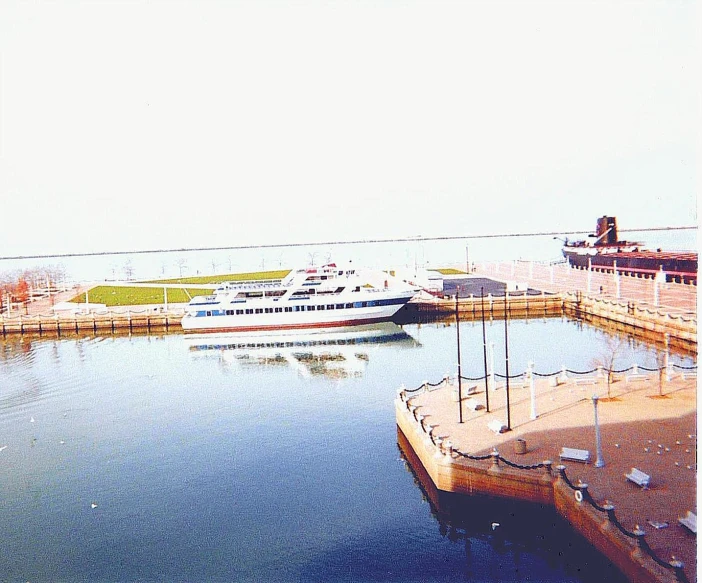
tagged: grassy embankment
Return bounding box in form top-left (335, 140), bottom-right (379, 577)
top-left (69, 270), bottom-right (291, 307)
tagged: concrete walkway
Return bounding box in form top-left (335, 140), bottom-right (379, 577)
top-left (403, 373), bottom-right (697, 581)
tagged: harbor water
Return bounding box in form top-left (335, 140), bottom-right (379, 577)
top-left (0, 318), bottom-right (695, 582)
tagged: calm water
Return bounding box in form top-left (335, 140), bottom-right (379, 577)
top-left (0, 318), bottom-right (694, 582)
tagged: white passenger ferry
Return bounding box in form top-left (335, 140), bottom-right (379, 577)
top-left (181, 264), bottom-right (419, 334)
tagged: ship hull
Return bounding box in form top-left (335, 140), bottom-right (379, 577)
top-left (563, 250), bottom-right (697, 283)
top-left (181, 293), bottom-right (415, 333)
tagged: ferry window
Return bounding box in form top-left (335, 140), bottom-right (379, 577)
top-left (226, 310), bottom-right (234, 315)
top-left (317, 305), bottom-right (325, 311)
top-left (294, 306), bottom-right (302, 312)
top-left (236, 310), bottom-right (244, 315)
top-left (346, 303), bottom-right (353, 309)
top-left (361, 302), bottom-right (368, 307)
top-left (308, 306), bottom-right (315, 311)
top-left (285, 307), bottom-right (293, 312)
top-left (327, 305), bottom-right (334, 310)
top-left (255, 308), bottom-right (263, 314)
top-left (245, 309), bottom-right (254, 315)
top-left (265, 308), bottom-right (273, 314)
top-left (336, 304), bottom-right (344, 309)
top-left (206, 311), bottom-right (212, 317)
top-left (274, 307), bottom-right (282, 313)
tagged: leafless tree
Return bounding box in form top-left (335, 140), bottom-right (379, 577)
top-left (592, 334), bottom-right (627, 398)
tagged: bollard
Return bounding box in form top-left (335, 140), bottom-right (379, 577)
top-left (669, 558), bottom-right (687, 583)
top-left (632, 526), bottom-right (646, 558)
top-left (542, 460), bottom-right (553, 479)
top-left (489, 449), bottom-right (500, 471)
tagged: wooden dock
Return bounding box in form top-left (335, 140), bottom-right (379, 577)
top-left (0, 309), bottom-right (184, 337)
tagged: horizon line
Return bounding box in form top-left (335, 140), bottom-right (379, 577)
top-left (0, 225), bottom-right (696, 262)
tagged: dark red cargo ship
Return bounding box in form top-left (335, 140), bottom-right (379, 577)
top-left (562, 216), bottom-right (697, 284)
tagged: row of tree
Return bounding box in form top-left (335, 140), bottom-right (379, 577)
top-left (0, 265), bottom-right (69, 310)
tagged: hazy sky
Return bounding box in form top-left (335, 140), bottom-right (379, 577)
top-left (0, 0), bottom-right (698, 259)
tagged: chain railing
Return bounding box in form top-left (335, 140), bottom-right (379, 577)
top-left (397, 368), bottom-right (696, 582)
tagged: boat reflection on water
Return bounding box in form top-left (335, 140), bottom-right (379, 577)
top-left (185, 322), bottom-right (419, 378)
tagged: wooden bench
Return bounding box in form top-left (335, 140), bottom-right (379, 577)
top-left (625, 467), bottom-right (650, 489)
top-left (487, 419), bottom-right (507, 434)
top-left (678, 511), bottom-right (696, 534)
top-left (559, 447), bottom-right (590, 463)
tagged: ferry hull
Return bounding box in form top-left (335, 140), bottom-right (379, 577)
top-left (181, 295), bottom-right (415, 334)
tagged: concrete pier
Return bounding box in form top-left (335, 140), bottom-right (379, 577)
top-left (396, 373), bottom-right (697, 582)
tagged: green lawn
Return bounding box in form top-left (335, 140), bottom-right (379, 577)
top-left (431, 268), bottom-right (467, 275)
top-left (70, 286), bottom-right (213, 306)
top-left (69, 269), bottom-right (291, 306)
top-left (142, 269), bottom-right (290, 285)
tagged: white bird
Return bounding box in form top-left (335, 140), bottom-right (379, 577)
top-left (491, 522), bottom-right (500, 530)
top-left (0, 445), bottom-right (7, 452)
top-left (30, 417), bottom-right (35, 423)
top-left (90, 503), bottom-right (98, 509)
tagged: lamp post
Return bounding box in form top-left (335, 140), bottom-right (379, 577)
top-left (592, 395), bottom-right (605, 468)
top-left (455, 292), bottom-right (463, 423)
top-left (481, 287), bottom-right (490, 412)
top-left (504, 293), bottom-right (511, 431)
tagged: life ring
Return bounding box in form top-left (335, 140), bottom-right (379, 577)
top-left (575, 490), bottom-right (583, 503)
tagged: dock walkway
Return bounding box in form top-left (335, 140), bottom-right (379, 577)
top-left (397, 374), bottom-right (697, 582)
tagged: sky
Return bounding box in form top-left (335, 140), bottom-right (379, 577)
top-left (0, 0), bottom-right (698, 270)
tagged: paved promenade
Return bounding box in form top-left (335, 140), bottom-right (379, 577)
top-left (473, 261), bottom-right (697, 315)
top-left (403, 373), bottom-right (697, 581)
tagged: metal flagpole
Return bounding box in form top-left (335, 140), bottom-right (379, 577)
top-left (504, 292), bottom-right (511, 431)
top-left (481, 287), bottom-right (490, 412)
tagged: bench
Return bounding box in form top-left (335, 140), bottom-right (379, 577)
top-left (625, 373), bottom-right (648, 383)
top-left (625, 467), bottom-right (650, 489)
top-left (464, 398), bottom-right (483, 411)
top-left (464, 384), bottom-right (478, 395)
top-left (678, 511), bottom-right (696, 534)
top-left (573, 377), bottom-right (598, 386)
top-left (488, 419), bottom-right (507, 434)
top-left (559, 447), bottom-right (590, 463)
top-left (453, 384), bottom-right (479, 401)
